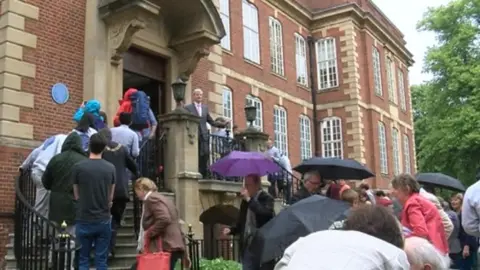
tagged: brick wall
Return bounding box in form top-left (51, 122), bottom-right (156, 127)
top-left (22, 0), bottom-right (86, 140)
top-left (0, 0), bottom-right (86, 261)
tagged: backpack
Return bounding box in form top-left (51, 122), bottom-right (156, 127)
top-left (129, 90), bottom-right (150, 130)
top-left (78, 132), bottom-right (90, 152)
top-left (93, 115), bottom-right (106, 130)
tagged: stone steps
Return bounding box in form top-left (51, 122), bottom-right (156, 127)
top-left (4, 204), bottom-right (139, 269)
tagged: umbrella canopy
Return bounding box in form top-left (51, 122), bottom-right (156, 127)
top-left (416, 173), bottom-right (465, 192)
top-left (293, 157), bottom-right (374, 180)
top-left (209, 151), bottom-right (280, 177)
top-left (250, 195), bottom-right (350, 263)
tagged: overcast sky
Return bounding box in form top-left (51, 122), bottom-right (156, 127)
top-left (372, 0), bottom-right (452, 86)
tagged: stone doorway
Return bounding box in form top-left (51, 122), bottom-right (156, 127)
top-left (123, 48), bottom-right (167, 116)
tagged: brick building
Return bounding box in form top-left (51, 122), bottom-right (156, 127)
top-left (0, 0), bottom-right (414, 262)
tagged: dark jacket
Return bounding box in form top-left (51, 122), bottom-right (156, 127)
top-left (290, 186), bottom-right (311, 205)
top-left (229, 190), bottom-right (275, 254)
top-left (458, 213), bottom-right (479, 250)
top-left (102, 141), bottom-right (138, 201)
top-left (184, 103), bottom-right (223, 155)
top-left (42, 133), bottom-right (87, 225)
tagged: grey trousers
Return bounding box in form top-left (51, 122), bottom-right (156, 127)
top-left (32, 170), bottom-right (50, 218)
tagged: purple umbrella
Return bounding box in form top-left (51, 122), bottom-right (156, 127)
top-left (209, 151), bottom-right (281, 177)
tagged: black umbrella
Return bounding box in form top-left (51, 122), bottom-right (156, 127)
top-left (416, 173), bottom-right (465, 192)
top-left (250, 195), bottom-right (350, 263)
top-left (293, 157), bottom-right (374, 180)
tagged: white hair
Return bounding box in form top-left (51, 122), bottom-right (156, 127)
top-left (404, 237), bottom-right (450, 269)
top-left (193, 88), bottom-right (203, 94)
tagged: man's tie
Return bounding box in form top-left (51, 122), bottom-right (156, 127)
top-left (196, 104), bottom-right (202, 116)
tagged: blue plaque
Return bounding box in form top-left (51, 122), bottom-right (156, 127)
top-left (51, 83), bottom-right (69, 104)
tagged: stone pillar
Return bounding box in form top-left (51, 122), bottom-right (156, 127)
top-left (158, 109), bottom-right (203, 236)
top-left (235, 127), bottom-right (270, 187)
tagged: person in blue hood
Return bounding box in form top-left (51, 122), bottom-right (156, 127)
top-left (73, 99), bottom-right (105, 130)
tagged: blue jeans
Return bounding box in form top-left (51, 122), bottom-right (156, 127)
top-left (76, 220), bottom-right (111, 270)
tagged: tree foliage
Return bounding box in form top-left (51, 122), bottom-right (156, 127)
top-left (414, 0), bottom-right (480, 185)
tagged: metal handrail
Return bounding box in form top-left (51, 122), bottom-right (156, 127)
top-left (14, 169), bottom-right (79, 269)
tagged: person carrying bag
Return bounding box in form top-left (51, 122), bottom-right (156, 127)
top-left (132, 178), bottom-right (191, 270)
top-left (137, 237), bottom-right (171, 270)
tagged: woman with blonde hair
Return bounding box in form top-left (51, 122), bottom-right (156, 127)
top-left (133, 178), bottom-right (190, 270)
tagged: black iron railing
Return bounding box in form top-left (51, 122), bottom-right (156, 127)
top-left (269, 159), bottom-right (301, 205)
top-left (14, 169), bottom-right (78, 270)
top-left (132, 131), bottom-right (166, 238)
top-left (206, 131), bottom-right (246, 181)
top-left (196, 237), bottom-right (241, 262)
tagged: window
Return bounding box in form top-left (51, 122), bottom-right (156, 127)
top-left (321, 117), bottom-right (343, 158)
top-left (398, 69), bottom-right (407, 111)
top-left (299, 115), bottom-right (312, 160)
top-left (386, 57), bottom-right (396, 103)
top-left (219, 0), bottom-right (231, 50)
top-left (404, 135), bottom-right (411, 173)
top-left (222, 87), bottom-right (233, 122)
top-left (372, 47), bottom-right (382, 96)
top-left (295, 34), bottom-right (308, 86)
top-left (378, 122), bottom-right (388, 174)
top-left (242, 1), bottom-right (260, 63)
top-left (245, 95), bottom-right (263, 130)
top-left (316, 38), bottom-right (338, 90)
top-left (273, 106), bottom-right (288, 154)
top-left (269, 17), bottom-right (284, 75)
top-left (392, 128), bottom-right (400, 175)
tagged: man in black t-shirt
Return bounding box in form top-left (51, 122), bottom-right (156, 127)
top-left (73, 133), bottom-right (115, 270)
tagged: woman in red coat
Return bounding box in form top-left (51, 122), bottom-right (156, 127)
top-left (391, 174), bottom-right (449, 256)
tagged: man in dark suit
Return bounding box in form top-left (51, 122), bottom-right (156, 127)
top-left (222, 174), bottom-right (275, 270)
top-left (185, 88), bottom-right (228, 177)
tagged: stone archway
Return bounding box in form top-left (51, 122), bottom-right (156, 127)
top-left (200, 204), bottom-right (240, 260)
top-left (95, 0), bottom-right (225, 122)
top-left (200, 204), bottom-right (239, 226)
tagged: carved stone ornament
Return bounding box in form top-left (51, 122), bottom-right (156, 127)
top-left (176, 44), bottom-right (211, 81)
top-left (108, 19), bottom-right (146, 65)
top-left (185, 122), bottom-right (197, 145)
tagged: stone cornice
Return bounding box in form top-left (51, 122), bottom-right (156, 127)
top-left (265, 0), bottom-right (414, 66)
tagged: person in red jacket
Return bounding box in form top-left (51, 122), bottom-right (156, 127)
top-left (391, 173), bottom-right (449, 257)
top-left (113, 88), bottom-right (137, 127)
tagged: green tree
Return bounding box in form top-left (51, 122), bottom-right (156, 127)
top-left (414, 0), bottom-right (480, 186)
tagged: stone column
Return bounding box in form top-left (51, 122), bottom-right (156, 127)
top-left (235, 127), bottom-right (270, 187)
top-left (158, 109), bottom-right (203, 236)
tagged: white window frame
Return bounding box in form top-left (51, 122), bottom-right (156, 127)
top-left (316, 38), bottom-right (339, 90)
top-left (386, 57), bottom-right (397, 103)
top-left (242, 1), bottom-right (260, 63)
top-left (222, 87), bottom-right (233, 136)
top-left (299, 115), bottom-right (312, 160)
top-left (398, 69), bottom-right (407, 111)
top-left (295, 34), bottom-right (308, 86)
top-left (321, 117), bottom-right (343, 158)
top-left (219, 0), bottom-right (231, 50)
top-left (372, 47), bottom-right (382, 96)
top-left (392, 128), bottom-right (400, 175)
top-left (245, 95), bottom-right (263, 131)
top-left (273, 106), bottom-right (288, 155)
top-left (378, 122), bottom-right (388, 174)
top-left (403, 134), bottom-right (411, 173)
top-left (269, 17), bottom-right (284, 76)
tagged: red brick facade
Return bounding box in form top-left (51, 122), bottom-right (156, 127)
top-left (0, 0), bottom-right (414, 262)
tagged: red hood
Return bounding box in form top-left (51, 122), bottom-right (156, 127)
top-left (119, 88), bottom-right (137, 105)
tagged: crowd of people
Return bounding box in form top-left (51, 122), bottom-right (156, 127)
top-left (18, 88), bottom-right (195, 270)
top-left (16, 85), bottom-right (480, 270)
top-left (223, 169), bottom-right (480, 270)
